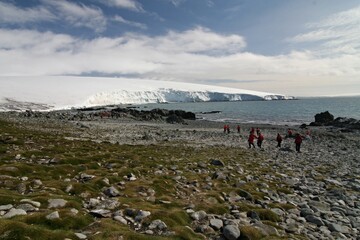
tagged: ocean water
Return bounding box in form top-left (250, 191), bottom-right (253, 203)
top-left (137, 96), bottom-right (360, 125)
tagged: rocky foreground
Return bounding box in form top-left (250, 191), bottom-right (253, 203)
top-left (0, 109), bottom-right (359, 240)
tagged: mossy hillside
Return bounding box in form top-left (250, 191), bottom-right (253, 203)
top-left (0, 118), bottom-right (298, 239)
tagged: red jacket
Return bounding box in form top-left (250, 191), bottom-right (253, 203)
top-left (258, 134), bottom-right (264, 141)
top-left (295, 135), bottom-right (303, 144)
top-left (248, 133), bottom-right (257, 143)
top-left (277, 134), bottom-right (282, 142)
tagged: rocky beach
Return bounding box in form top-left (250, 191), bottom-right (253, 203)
top-left (0, 108), bottom-right (359, 240)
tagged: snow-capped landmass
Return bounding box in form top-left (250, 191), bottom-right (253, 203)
top-left (0, 76), bottom-right (294, 111)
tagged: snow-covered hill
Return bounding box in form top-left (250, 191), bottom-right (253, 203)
top-left (0, 76), bottom-right (294, 111)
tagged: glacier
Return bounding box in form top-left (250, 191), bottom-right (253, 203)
top-left (0, 76), bottom-right (294, 111)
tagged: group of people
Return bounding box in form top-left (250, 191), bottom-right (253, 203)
top-left (223, 124), bottom-right (310, 153)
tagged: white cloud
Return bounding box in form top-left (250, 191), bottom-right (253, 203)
top-left (113, 15), bottom-right (147, 29)
top-left (290, 5), bottom-right (360, 56)
top-left (101, 0), bottom-right (144, 12)
top-left (0, 1), bottom-right (107, 32)
top-left (0, 1), bottom-right (56, 23)
top-left (144, 26), bottom-right (246, 54)
top-left (0, 27), bottom-right (359, 96)
top-left (42, 0), bottom-right (107, 32)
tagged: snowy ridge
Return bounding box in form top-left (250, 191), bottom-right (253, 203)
top-left (85, 89), bottom-right (292, 106)
top-left (0, 76), bottom-right (294, 111)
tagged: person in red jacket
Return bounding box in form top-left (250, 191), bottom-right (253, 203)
top-left (287, 128), bottom-right (293, 138)
top-left (248, 132), bottom-right (257, 148)
top-left (227, 125), bottom-right (230, 134)
top-left (295, 133), bottom-right (304, 152)
top-left (257, 132), bottom-right (264, 148)
top-left (224, 125), bottom-right (227, 133)
top-left (250, 127), bottom-right (255, 134)
top-left (276, 133), bottom-right (283, 148)
top-left (237, 125), bottom-right (241, 133)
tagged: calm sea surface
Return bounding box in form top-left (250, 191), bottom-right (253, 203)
top-left (136, 96), bottom-right (360, 125)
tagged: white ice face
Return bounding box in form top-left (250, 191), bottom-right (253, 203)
top-left (0, 76), bottom-right (293, 111)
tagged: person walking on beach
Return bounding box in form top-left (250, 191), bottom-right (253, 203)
top-left (287, 128), bottom-right (293, 138)
top-left (257, 132), bottom-right (264, 148)
top-left (224, 125), bottom-right (227, 133)
top-left (237, 125), bottom-right (241, 133)
top-left (248, 132), bottom-right (257, 148)
top-left (250, 127), bottom-right (255, 134)
top-left (226, 125), bottom-right (230, 134)
top-left (295, 133), bottom-right (304, 153)
top-left (276, 133), bottom-right (283, 148)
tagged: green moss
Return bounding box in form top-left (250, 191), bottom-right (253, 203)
top-left (0, 220), bottom-right (73, 240)
top-left (239, 225), bottom-right (264, 240)
top-left (255, 209), bottom-right (281, 222)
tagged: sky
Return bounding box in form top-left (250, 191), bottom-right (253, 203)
top-left (0, 0), bottom-right (360, 97)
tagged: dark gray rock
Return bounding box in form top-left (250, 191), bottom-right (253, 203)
top-left (148, 219), bottom-right (168, 230)
top-left (223, 225), bottom-right (240, 240)
top-left (90, 209), bottom-right (112, 218)
top-left (210, 159), bottom-right (225, 166)
top-left (103, 186), bottom-right (120, 197)
top-left (305, 215), bottom-right (324, 226)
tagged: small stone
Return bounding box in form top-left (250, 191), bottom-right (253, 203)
top-left (305, 215), bottom-right (324, 226)
top-left (210, 218), bottom-right (223, 230)
top-left (3, 208), bottom-right (27, 218)
top-left (327, 222), bottom-right (349, 233)
top-left (16, 183), bottom-right (26, 194)
top-left (210, 159), bottom-right (225, 166)
top-left (0, 204), bottom-right (13, 211)
top-left (46, 211), bottom-right (60, 220)
top-left (74, 233), bottom-right (87, 239)
top-left (103, 186), bottom-right (120, 197)
top-left (102, 178), bottom-right (110, 185)
top-left (70, 208), bottom-right (79, 215)
top-left (65, 184), bottom-right (73, 193)
top-left (190, 210), bottom-right (207, 221)
top-left (20, 176), bottom-right (28, 181)
top-left (20, 199), bottom-right (41, 208)
top-left (32, 179), bottom-right (43, 188)
top-left (48, 199), bottom-right (68, 208)
top-left (148, 219), bottom-right (167, 230)
top-left (90, 209), bottom-right (112, 218)
top-left (135, 210), bottom-right (151, 222)
top-left (145, 230), bottom-right (154, 235)
top-left (17, 203), bottom-right (38, 212)
top-left (114, 215), bottom-right (128, 225)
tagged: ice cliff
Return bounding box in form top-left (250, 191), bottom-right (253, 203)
top-left (85, 88), bottom-right (293, 106)
top-left (0, 76), bottom-right (294, 111)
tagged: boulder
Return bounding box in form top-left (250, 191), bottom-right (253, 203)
top-left (223, 225), bottom-right (240, 240)
top-left (314, 111), bottom-right (334, 125)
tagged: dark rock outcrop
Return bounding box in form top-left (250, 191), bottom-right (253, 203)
top-left (314, 111), bottom-right (334, 125)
